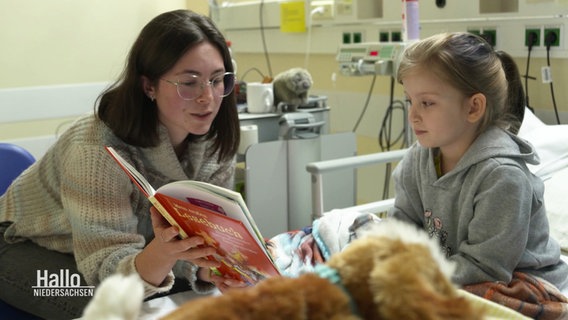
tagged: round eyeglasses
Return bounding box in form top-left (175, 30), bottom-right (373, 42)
top-left (161, 72), bottom-right (236, 101)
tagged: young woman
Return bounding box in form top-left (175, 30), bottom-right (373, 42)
top-left (0, 9), bottom-right (243, 319)
top-left (390, 32), bottom-right (568, 316)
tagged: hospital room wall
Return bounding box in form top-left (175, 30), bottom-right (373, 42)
top-left (1, 0), bottom-right (566, 205)
top-left (0, 0), bottom-right (207, 140)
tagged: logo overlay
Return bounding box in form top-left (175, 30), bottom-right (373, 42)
top-left (32, 270), bottom-right (94, 297)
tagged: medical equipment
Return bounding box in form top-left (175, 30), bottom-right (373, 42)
top-left (278, 112), bottom-right (325, 140)
top-left (336, 42), bottom-right (406, 77)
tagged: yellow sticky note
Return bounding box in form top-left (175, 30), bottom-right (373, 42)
top-left (280, 1), bottom-right (306, 33)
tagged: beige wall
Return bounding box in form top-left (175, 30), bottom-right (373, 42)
top-left (1, 0), bottom-right (566, 204)
top-left (0, 0), bottom-right (209, 140)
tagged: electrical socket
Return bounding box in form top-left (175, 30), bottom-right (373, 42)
top-left (467, 29), bottom-right (481, 36)
top-left (525, 27), bottom-right (541, 48)
top-left (481, 29), bottom-right (497, 47)
top-left (544, 27), bottom-right (560, 47)
top-left (391, 31), bottom-right (402, 42)
top-left (352, 32), bottom-right (363, 43)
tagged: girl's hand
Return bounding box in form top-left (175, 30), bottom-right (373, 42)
top-left (135, 207), bottom-right (220, 287)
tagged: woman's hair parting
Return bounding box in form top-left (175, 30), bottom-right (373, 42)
top-left (397, 32), bottom-right (521, 134)
top-left (97, 9), bottom-right (239, 161)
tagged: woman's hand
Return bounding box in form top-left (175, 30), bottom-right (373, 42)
top-left (135, 207), bottom-right (220, 287)
top-left (197, 267), bottom-right (248, 293)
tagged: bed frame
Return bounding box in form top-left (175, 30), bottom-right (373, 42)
top-left (307, 148), bottom-right (406, 219)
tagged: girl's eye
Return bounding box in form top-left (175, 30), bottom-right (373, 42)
top-left (421, 101), bottom-right (434, 107)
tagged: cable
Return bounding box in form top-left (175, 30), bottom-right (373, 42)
top-left (239, 67), bottom-right (267, 82)
top-left (377, 76), bottom-right (408, 200)
top-left (545, 31), bottom-right (561, 125)
top-left (523, 32), bottom-right (537, 113)
top-left (352, 75), bottom-right (377, 132)
top-left (259, 0), bottom-right (273, 79)
top-left (304, 6), bottom-right (324, 69)
top-left (378, 76), bottom-right (408, 151)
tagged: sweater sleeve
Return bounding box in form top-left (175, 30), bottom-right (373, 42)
top-left (60, 143), bottom-right (174, 297)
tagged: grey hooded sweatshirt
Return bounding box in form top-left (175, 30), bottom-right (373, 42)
top-left (390, 126), bottom-right (568, 290)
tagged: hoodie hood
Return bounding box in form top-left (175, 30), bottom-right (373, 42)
top-left (437, 127), bottom-right (540, 176)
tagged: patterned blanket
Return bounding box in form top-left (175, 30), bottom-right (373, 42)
top-left (463, 272), bottom-right (568, 320)
top-left (266, 211), bottom-right (568, 319)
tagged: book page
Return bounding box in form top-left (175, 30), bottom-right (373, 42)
top-left (162, 181), bottom-right (264, 243)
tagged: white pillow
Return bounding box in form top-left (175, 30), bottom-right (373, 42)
top-left (543, 167), bottom-right (568, 251)
top-left (518, 108), bottom-right (568, 180)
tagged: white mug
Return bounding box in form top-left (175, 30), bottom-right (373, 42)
top-left (246, 82), bottom-right (274, 114)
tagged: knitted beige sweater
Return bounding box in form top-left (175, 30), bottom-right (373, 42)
top-left (0, 114), bottom-right (235, 297)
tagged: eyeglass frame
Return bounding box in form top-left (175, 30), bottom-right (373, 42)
top-left (161, 72), bottom-right (236, 101)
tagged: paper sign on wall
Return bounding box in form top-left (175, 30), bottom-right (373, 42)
top-left (280, 1), bottom-right (306, 33)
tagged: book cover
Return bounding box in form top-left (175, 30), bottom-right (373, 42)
top-left (104, 146), bottom-right (280, 285)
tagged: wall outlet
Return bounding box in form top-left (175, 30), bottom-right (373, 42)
top-left (468, 29), bottom-right (481, 36)
top-left (544, 27), bottom-right (560, 47)
top-left (391, 31), bottom-right (402, 42)
top-left (525, 27), bottom-right (541, 48)
top-left (481, 29), bottom-right (497, 47)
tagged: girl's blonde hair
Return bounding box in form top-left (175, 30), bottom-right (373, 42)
top-left (397, 32), bottom-right (521, 133)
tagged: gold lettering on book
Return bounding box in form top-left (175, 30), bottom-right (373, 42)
top-left (171, 202), bottom-right (244, 240)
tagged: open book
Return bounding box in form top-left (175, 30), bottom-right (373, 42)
top-left (105, 146), bottom-right (280, 285)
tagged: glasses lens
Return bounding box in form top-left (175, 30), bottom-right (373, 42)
top-left (174, 73), bottom-right (235, 100)
top-left (176, 75), bottom-right (200, 100)
top-left (221, 73), bottom-right (236, 97)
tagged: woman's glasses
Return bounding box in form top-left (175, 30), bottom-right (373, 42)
top-left (161, 72), bottom-right (235, 101)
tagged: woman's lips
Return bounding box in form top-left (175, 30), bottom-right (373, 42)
top-left (414, 129), bottom-right (426, 136)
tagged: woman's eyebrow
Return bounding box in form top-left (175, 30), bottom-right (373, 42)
top-left (176, 68), bottom-right (225, 77)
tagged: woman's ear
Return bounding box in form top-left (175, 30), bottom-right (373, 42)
top-left (141, 76), bottom-right (156, 100)
top-left (467, 93), bottom-right (486, 123)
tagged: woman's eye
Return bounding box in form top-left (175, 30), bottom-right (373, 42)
top-left (421, 101), bottom-right (434, 107)
top-left (211, 77), bottom-right (224, 86)
top-left (180, 79), bottom-right (198, 87)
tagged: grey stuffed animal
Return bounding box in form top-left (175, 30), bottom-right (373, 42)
top-left (273, 68), bottom-right (313, 112)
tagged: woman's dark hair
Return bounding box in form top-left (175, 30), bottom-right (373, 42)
top-left (97, 9), bottom-right (239, 162)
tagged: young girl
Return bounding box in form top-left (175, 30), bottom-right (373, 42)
top-left (390, 32), bottom-right (568, 316)
top-left (0, 10), bottom-right (243, 319)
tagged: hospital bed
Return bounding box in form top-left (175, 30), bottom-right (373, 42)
top-left (307, 107), bottom-right (568, 297)
top-left (138, 108), bottom-right (568, 319)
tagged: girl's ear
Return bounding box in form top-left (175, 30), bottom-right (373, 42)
top-left (467, 93), bottom-right (486, 123)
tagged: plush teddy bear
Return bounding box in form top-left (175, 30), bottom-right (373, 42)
top-left (273, 67), bottom-right (313, 112)
top-left (162, 219), bottom-right (485, 320)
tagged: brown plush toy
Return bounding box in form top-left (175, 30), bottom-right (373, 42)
top-left (273, 67), bottom-right (313, 112)
top-left (162, 219), bottom-right (484, 320)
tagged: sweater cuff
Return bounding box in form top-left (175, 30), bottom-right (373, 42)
top-left (174, 261), bottom-right (216, 294)
top-left (117, 254), bottom-right (174, 298)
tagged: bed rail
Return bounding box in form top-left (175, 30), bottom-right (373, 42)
top-left (306, 148), bottom-right (408, 219)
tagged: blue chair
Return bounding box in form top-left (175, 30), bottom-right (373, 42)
top-left (0, 142), bottom-right (36, 195)
top-left (0, 143), bottom-right (42, 318)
